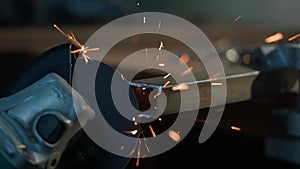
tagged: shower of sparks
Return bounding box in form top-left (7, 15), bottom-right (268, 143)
top-left (158, 21), bottom-right (161, 30)
top-left (53, 24), bottom-right (99, 64)
top-left (179, 53), bottom-right (190, 64)
top-left (181, 67), bottom-right (193, 76)
top-left (211, 82), bottom-right (223, 86)
top-left (158, 41), bottom-right (164, 50)
top-left (234, 15), bottom-right (242, 22)
top-left (163, 80), bottom-right (170, 88)
top-left (164, 73), bottom-right (171, 79)
top-left (143, 16), bottom-right (146, 24)
top-left (264, 32), bottom-right (284, 43)
top-left (168, 130), bottom-right (180, 142)
top-left (149, 125), bottom-right (157, 137)
top-left (171, 83), bottom-right (189, 91)
top-left (288, 33), bottom-right (300, 41)
top-left (230, 126), bottom-right (241, 131)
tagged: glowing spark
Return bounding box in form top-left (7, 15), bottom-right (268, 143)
top-left (121, 146), bottom-right (125, 150)
top-left (288, 33), bottom-right (300, 41)
top-left (121, 74), bottom-right (125, 80)
top-left (153, 91), bottom-right (162, 98)
top-left (168, 130), bottom-right (180, 142)
top-left (171, 83), bottom-right (189, 91)
top-left (124, 130), bottom-right (138, 135)
top-left (181, 67), bottom-right (193, 76)
top-left (207, 73), bottom-right (221, 81)
top-left (53, 24), bottom-right (99, 64)
top-left (164, 73), bottom-right (171, 79)
top-left (134, 122), bottom-right (138, 126)
top-left (149, 125), bottom-right (157, 137)
top-left (234, 15), bottom-right (242, 22)
top-left (158, 21), bottom-right (161, 30)
top-left (163, 80), bottom-right (170, 88)
top-left (145, 47), bottom-right (148, 61)
top-left (136, 140), bottom-right (141, 167)
top-left (211, 82), bottom-right (223, 86)
top-left (137, 2), bottom-right (140, 6)
top-left (265, 32), bottom-right (284, 43)
top-left (156, 55), bottom-right (160, 61)
top-left (154, 106), bottom-right (157, 110)
top-left (132, 117), bottom-right (136, 121)
top-left (158, 63), bottom-right (165, 67)
top-left (138, 114), bottom-right (151, 118)
top-left (142, 87), bottom-right (146, 90)
top-left (217, 107), bottom-right (225, 112)
top-left (127, 149), bottom-right (135, 157)
top-left (231, 126), bottom-right (241, 131)
top-left (179, 53), bottom-right (190, 64)
top-left (143, 16), bottom-right (146, 24)
top-left (196, 118), bottom-right (207, 123)
top-left (158, 117), bottom-right (162, 121)
top-left (158, 41), bottom-right (164, 50)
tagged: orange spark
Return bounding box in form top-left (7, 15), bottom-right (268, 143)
top-left (158, 63), bottom-right (165, 67)
top-left (163, 81), bottom-right (170, 88)
top-left (172, 83), bottom-right (189, 91)
top-left (234, 15), bottom-right (242, 22)
top-left (211, 82), bottom-right (223, 86)
top-left (149, 125), bottom-right (157, 137)
top-left (196, 118), bottom-right (207, 123)
top-left (124, 130), bottom-right (138, 135)
top-left (153, 91), bottom-right (162, 98)
top-left (120, 74), bottom-right (125, 80)
top-left (230, 126), bottom-right (241, 131)
top-left (288, 33), bottom-right (300, 42)
top-left (158, 21), bottom-right (161, 30)
top-left (163, 73), bottom-right (171, 79)
top-left (168, 130), bottom-right (180, 142)
top-left (181, 67), bottom-right (193, 76)
top-left (158, 41), bottom-right (164, 50)
top-left (265, 32), bottom-right (284, 43)
top-left (179, 53), bottom-right (190, 65)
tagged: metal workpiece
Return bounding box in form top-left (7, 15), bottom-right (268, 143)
top-left (0, 73), bottom-right (95, 169)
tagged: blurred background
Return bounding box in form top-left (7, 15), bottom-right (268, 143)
top-left (1, 0), bottom-right (300, 169)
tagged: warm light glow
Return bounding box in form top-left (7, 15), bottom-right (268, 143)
top-left (179, 53), bottom-right (190, 64)
top-left (181, 67), bottom-right (193, 76)
top-left (172, 83), bottom-right (189, 91)
top-left (230, 126), bottom-right (241, 131)
top-left (265, 32), bottom-right (284, 43)
top-left (168, 130), bottom-right (181, 142)
top-left (149, 125), bottom-right (157, 137)
top-left (288, 33), bottom-right (300, 42)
